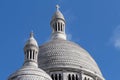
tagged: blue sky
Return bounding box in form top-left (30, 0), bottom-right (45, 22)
top-left (0, 0), bottom-right (120, 80)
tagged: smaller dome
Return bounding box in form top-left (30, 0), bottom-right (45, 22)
top-left (51, 5), bottom-right (65, 22)
top-left (24, 32), bottom-right (38, 48)
top-left (8, 66), bottom-right (52, 80)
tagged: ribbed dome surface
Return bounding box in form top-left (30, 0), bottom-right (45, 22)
top-left (8, 66), bottom-right (52, 80)
top-left (38, 39), bottom-right (103, 77)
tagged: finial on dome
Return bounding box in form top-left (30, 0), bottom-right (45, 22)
top-left (56, 4), bottom-right (60, 11)
top-left (30, 31), bottom-right (34, 38)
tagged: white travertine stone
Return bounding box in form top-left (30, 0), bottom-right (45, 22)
top-left (8, 5), bottom-right (105, 80)
top-left (38, 5), bottom-right (105, 80)
top-left (8, 33), bottom-right (52, 80)
top-left (50, 5), bottom-right (66, 40)
top-left (38, 39), bottom-right (104, 80)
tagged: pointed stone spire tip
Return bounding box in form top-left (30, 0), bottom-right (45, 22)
top-left (56, 4), bottom-right (60, 11)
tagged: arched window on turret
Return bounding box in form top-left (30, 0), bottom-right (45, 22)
top-left (59, 74), bottom-right (61, 80)
top-left (58, 22), bottom-right (60, 31)
top-left (30, 50), bottom-right (32, 59)
top-left (51, 74), bottom-right (54, 80)
top-left (76, 75), bottom-right (78, 80)
top-left (61, 23), bottom-right (63, 31)
top-left (84, 77), bottom-right (87, 80)
top-left (33, 50), bottom-right (35, 60)
top-left (68, 74), bottom-right (71, 80)
top-left (72, 75), bottom-right (75, 80)
top-left (55, 74), bottom-right (58, 80)
top-left (55, 22), bottom-right (57, 31)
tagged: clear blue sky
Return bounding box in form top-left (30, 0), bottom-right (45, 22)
top-left (0, 0), bottom-right (120, 80)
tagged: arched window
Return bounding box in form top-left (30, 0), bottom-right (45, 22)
top-left (72, 75), bottom-right (75, 80)
top-left (55, 74), bottom-right (57, 80)
top-left (59, 74), bottom-right (61, 80)
top-left (68, 74), bottom-right (71, 80)
top-left (84, 77), bottom-right (87, 80)
top-left (76, 75), bottom-right (78, 80)
top-left (30, 50), bottom-right (32, 59)
top-left (58, 22), bottom-right (60, 31)
top-left (33, 50), bottom-right (35, 59)
top-left (51, 74), bottom-right (54, 80)
top-left (55, 23), bottom-right (57, 31)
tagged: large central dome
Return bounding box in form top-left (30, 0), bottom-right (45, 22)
top-left (38, 39), bottom-right (102, 77)
top-left (38, 5), bottom-right (104, 80)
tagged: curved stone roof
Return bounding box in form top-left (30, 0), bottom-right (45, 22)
top-left (24, 32), bottom-right (38, 48)
top-left (8, 66), bottom-right (52, 80)
top-left (51, 10), bottom-right (65, 22)
top-left (38, 39), bottom-right (103, 77)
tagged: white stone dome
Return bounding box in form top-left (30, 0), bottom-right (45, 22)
top-left (38, 39), bottom-right (103, 79)
top-left (24, 32), bottom-right (38, 48)
top-left (52, 11), bottom-right (65, 20)
top-left (51, 7), bottom-right (65, 23)
top-left (8, 66), bottom-right (52, 80)
top-left (8, 32), bottom-right (52, 80)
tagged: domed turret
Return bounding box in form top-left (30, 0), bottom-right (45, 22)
top-left (38, 5), bottom-right (105, 80)
top-left (8, 32), bottom-right (52, 80)
top-left (24, 32), bottom-right (39, 67)
top-left (50, 5), bottom-right (66, 40)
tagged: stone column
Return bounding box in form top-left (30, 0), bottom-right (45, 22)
top-left (95, 77), bottom-right (98, 80)
top-left (80, 71), bottom-right (84, 80)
